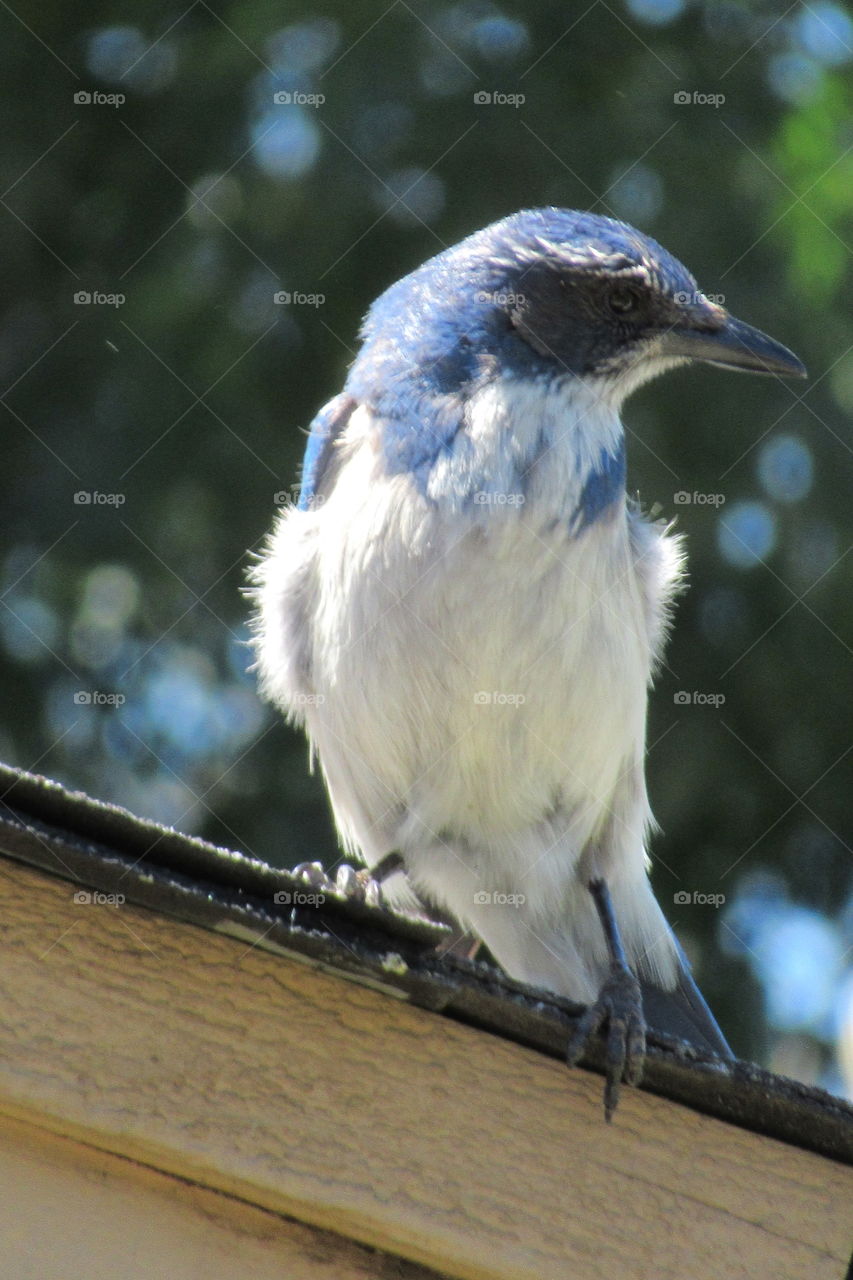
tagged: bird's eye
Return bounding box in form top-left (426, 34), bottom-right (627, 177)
top-left (608, 286), bottom-right (639, 316)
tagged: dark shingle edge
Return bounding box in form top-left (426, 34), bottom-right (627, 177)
top-left (0, 761), bottom-right (850, 1165)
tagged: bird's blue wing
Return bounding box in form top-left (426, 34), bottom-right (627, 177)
top-left (297, 392), bottom-right (356, 510)
top-left (641, 937), bottom-right (734, 1059)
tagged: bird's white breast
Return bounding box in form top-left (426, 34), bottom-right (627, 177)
top-left (252, 376), bottom-right (683, 929)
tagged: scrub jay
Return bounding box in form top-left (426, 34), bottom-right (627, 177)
top-left (250, 208), bottom-right (805, 1116)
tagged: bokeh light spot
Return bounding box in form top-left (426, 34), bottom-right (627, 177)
top-left (717, 500), bottom-right (777, 569)
top-left (757, 434), bottom-right (813, 503)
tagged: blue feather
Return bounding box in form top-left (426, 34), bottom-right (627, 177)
top-left (572, 442), bottom-right (627, 532)
top-left (297, 393), bottom-right (354, 510)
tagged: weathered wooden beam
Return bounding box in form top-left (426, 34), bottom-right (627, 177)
top-left (0, 859), bottom-right (849, 1280)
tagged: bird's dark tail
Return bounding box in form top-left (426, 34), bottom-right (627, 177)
top-left (641, 938), bottom-right (734, 1059)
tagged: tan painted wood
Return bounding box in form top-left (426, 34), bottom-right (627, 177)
top-left (0, 858), bottom-right (850, 1280)
top-left (0, 1112), bottom-right (440, 1279)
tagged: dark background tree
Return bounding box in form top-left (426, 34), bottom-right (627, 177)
top-left (2, 0), bottom-right (851, 1094)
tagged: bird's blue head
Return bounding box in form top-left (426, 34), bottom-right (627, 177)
top-left (350, 207), bottom-right (805, 396)
top-left (311, 209), bottom-right (804, 519)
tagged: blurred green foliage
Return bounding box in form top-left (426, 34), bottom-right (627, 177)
top-left (1, 0), bottom-right (851, 1093)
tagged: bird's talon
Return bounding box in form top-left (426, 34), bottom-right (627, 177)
top-left (565, 1006), bottom-right (601, 1067)
top-left (292, 861), bottom-right (334, 891)
top-left (603, 1076), bottom-right (621, 1124)
top-left (363, 877), bottom-right (383, 908)
top-left (566, 964), bottom-right (646, 1118)
top-left (333, 864), bottom-right (386, 907)
top-left (335, 864), bottom-right (362, 899)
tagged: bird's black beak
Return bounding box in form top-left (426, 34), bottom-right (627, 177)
top-left (658, 305), bottom-right (806, 379)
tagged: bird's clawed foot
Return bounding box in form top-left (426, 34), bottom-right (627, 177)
top-left (334, 863), bottom-right (385, 907)
top-left (291, 861), bottom-right (334, 892)
top-left (566, 961), bottom-right (646, 1122)
top-left (292, 851), bottom-right (404, 908)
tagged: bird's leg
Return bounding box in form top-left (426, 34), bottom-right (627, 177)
top-left (293, 850), bottom-right (405, 907)
top-left (565, 877), bottom-right (646, 1121)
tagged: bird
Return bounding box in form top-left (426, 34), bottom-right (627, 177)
top-left (249, 208), bottom-right (805, 1117)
